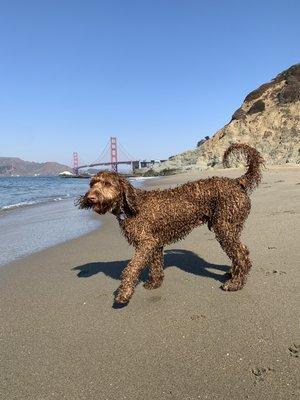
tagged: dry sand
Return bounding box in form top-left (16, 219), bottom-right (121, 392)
top-left (0, 167), bottom-right (299, 400)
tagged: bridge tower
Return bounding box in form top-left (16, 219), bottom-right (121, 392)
top-left (110, 137), bottom-right (118, 172)
top-left (72, 152), bottom-right (79, 175)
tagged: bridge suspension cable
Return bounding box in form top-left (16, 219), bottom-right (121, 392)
top-left (118, 142), bottom-right (136, 161)
top-left (90, 141), bottom-right (110, 165)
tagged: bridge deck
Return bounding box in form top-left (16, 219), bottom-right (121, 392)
top-left (78, 161), bottom-right (139, 169)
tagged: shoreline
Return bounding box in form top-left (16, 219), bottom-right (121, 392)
top-left (0, 165), bottom-right (298, 268)
top-left (0, 198), bottom-right (102, 267)
top-left (1, 166), bottom-right (299, 399)
top-left (0, 176), bottom-right (160, 267)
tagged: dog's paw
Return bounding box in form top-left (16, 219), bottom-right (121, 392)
top-left (114, 286), bottom-right (134, 304)
top-left (221, 278), bottom-right (245, 291)
top-left (143, 280), bottom-right (163, 290)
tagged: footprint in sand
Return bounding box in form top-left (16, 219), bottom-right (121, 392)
top-left (265, 270), bottom-right (286, 276)
top-left (190, 314), bottom-right (206, 321)
top-left (149, 295), bottom-right (164, 303)
top-left (268, 210), bottom-right (296, 216)
top-left (288, 344), bottom-right (300, 358)
top-left (251, 367), bottom-right (274, 383)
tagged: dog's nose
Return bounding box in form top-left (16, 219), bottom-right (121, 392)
top-left (87, 193), bottom-right (98, 202)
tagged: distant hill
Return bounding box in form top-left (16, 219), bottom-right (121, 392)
top-left (145, 63), bottom-right (300, 174)
top-left (0, 157), bottom-right (72, 176)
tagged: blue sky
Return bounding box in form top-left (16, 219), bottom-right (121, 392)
top-left (0, 0), bottom-right (299, 166)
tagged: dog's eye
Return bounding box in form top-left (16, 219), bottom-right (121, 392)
top-left (104, 181), bottom-right (111, 187)
top-left (90, 178), bottom-right (99, 187)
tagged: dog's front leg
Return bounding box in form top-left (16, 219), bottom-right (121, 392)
top-left (115, 241), bottom-right (157, 304)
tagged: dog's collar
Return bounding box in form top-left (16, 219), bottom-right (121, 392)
top-left (118, 211), bottom-right (128, 221)
top-left (119, 212), bottom-right (127, 220)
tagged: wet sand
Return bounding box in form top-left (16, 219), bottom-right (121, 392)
top-left (0, 166), bottom-right (299, 399)
top-left (0, 199), bottom-right (101, 266)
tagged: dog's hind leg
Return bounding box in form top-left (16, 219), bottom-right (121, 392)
top-left (144, 246), bottom-right (164, 290)
top-left (213, 222), bottom-right (252, 291)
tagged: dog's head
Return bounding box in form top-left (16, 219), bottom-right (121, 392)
top-left (76, 171), bottom-right (138, 216)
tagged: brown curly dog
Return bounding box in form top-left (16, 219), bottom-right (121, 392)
top-left (77, 144), bottom-right (264, 304)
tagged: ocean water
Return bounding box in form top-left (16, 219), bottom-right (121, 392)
top-left (0, 176), bottom-right (91, 210)
top-left (0, 176), bottom-right (152, 267)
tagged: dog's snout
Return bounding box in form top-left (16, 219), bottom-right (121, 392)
top-left (87, 192), bottom-right (98, 202)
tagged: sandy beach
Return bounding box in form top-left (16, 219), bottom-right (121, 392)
top-left (0, 167), bottom-right (299, 400)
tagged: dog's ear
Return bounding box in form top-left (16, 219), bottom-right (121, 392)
top-left (119, 177), bottom-right (138, 216)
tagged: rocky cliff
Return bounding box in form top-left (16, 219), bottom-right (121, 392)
top-left (147, 64), bottom-right (300, 174)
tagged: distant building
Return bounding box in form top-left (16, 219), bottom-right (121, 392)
top-left (137, 160), bottom-right (167, 169)
top-left (59, 171), bottom-right (74, 177)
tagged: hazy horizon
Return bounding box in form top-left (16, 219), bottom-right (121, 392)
top-left (1, 0), bottom-right (299, 166)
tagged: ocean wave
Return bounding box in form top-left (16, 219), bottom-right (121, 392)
top-left (1, 201), bottom-right (38, 210)
top-left (0, 196), bottom-right (70, 211)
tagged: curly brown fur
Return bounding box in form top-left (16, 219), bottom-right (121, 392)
top-left (223, 143), bottom-right (264, 191)
top-left (78, 144), bottom-right (263, 304)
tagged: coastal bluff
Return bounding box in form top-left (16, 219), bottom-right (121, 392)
top-left (144, 63), bottom-right (300, 174)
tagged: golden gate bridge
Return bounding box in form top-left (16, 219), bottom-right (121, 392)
top-left (72, 137), bottom-right (158, 175)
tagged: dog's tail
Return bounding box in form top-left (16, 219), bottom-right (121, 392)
top-left (223, 143), bottom-right (264, 192)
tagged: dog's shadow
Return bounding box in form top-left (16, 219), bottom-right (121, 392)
top-left (72, 249), bottom-right (229, 284)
